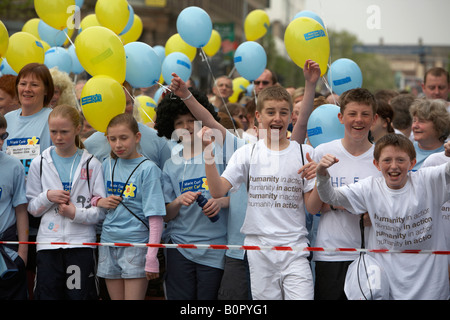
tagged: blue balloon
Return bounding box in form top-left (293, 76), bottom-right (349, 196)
top-left (153, 86), bottom-right (164, 103)
top-left (38, 20), bottom-right (68, 47)
top-left (293, 10), bottom-right (325, 29)
top-left (75, 0), bottom-right (84, 7)
top-left (162, 52), bottom-right (192, 83)
top-left (44, 47), bottom-right (72, 74)
top-left (176, 6), bottom-right (212, 48)
top-left (246, 83), bottom-right (254, 96)
top-left (119, 4), bottom-right (135, 36)
top-left (67, 44), bottom-right (84, 74)
top-left (153, 45), bottom-right (165, 63)
top-left (234, 41), bottom-right (267, 81)
top-left (307, 104), bottom-right (345, 148)
top-left (0, 59), bottom-right (18, 76)
top-left (327, 58), bottom-right (363, 95)
top-left (125, 42), bottom-right (162, 88)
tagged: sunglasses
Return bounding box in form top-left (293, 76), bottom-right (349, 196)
top-left (254, 80), bottom-right (270, 86)
top-left (0, 132), bottom-right (9, 140)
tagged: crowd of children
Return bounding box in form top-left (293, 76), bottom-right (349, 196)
top-left (0, 60), bottom-right (449, 301)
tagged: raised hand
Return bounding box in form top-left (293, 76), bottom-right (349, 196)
top-left (316, 154), bottom-right (339, 176)
top-left (303, 59), bottom-right (321, 85)
top-left (168, 72), bottom-right (191, 100)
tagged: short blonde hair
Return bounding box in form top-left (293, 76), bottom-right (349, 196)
top-left (256, 86), bottom-right (292, 112)
top-left (50, 67), bottom-right (77, 108)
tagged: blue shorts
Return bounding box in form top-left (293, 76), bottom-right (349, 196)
top-left (97, 246), bottom-right (147, 279)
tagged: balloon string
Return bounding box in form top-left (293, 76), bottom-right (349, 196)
top-left (155, 81), bottom-right (172, 93)
top-left (227, 65), bottom-right (236, 78)
top-left (321, 75), bottom-right (339, 106)
top-left (199, 48), bottom-right (241, 139)
top-left (122, 85), bottom-right (154, 124)
top-left (64, 30), bottom-right (75, 48)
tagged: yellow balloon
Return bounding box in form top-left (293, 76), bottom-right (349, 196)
top-left (79, 14), bottom-right (100, 32)
top-left (22, 18), bottom-right (41, 39)
top-left (165, 33), bottom-right (196, 62)
top-left (284, 17), bottom-right (330, 76)
top-left (80, 75), bottom-right (126, 133)
top-left (229, 77), bottom-right (250, 103)
top-left (136, 95), bottom-right (156, 123)
top-left (0, 20), bottom-right (8, 58)
top-left (5, 32), bottom-right (45, 73)
top-left (34, 0), bottom-right (75, 30)
top-left (203, 30), bottom-right (221, 57)
top-left (95, 0), bottom-right (129, 35)
top-left (120, 14), bottom-right (143, 45)
top-left (38, 40), bottom-right (51, 52)
top-left (244, 9), bottom-right (270, 41)
top-left (75, 26), bottom-right (126, 84)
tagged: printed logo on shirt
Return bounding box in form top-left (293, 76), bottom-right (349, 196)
top-left (62, 182), bottom-right (72, 192)
top-left (179, 177), bottom-right (209, 194)
top-left (80, 168), bottom-right (93, 181)
top-left (107, 181), bottom-right (137, 198)
top-left (6, 137), bottom-right (41, 175)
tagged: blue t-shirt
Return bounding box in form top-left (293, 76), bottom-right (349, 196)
top-left (162, 145), bottom-right (230, 270)
top-left (51, 149), bottom-right (83, 192)
top-left (0, 152), bottom-right (27, 260)
top-left (101, 156), bottom-right (165, 243)
top-left (412, 141), bottom-right (445, 171)
top-left (3, 108), bottom-right (53, 175)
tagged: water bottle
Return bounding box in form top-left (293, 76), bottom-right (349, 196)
top-left (196, 194), bottom-right (219, 222)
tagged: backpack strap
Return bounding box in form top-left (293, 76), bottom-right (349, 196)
top-left (86, 155), bottom-right (94, 191)
top-left (112, 158), bottom-right (150, 230)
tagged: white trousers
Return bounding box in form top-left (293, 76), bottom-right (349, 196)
top-left (245, 235), bottom-right (314, 300)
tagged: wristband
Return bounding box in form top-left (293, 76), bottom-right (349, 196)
top-left (180, 92), bottom-right (192, 101)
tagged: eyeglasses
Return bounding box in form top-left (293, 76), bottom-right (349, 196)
top-left (254, 80), bottom-right (270, 86)
top-left (0, 132), bottom-right (9, 140)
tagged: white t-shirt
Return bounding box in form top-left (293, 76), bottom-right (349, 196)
top-left (423, 151), bottom-right (450, 266)
top-left (222, 139), bottom-right (315, 246)
top-left (336, 164), bottom-right (450, 299)
top-left (312, 139), bottom-right (380, 261)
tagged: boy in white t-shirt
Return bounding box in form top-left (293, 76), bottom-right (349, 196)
top-left (422, 150), bottom-right (450, 292)
top-left (316, 134), bottom-right (450, 299)
top-left (302, 88), bottom-right (381, 300)
top-left (203, 61), bottom-right (321, 300)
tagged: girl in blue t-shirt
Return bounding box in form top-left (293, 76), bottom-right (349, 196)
top-left (154, 87), bottom-right (230, 300)
top-left (26, 105), bottom-right (106, 300)
top-left (96, 113), bottom-right (165, 300)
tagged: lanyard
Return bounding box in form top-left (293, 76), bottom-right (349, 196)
top-left (110, 157), bottom-right (149, 229)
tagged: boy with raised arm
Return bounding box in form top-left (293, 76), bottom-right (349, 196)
top-left (203, 61), bottom-right (321, 300)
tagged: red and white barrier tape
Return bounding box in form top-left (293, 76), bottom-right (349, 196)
top-left (1, 241), bottom-right (449, 255)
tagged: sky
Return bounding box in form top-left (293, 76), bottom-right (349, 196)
top-left (304, 0), bottom-right (450, 46)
